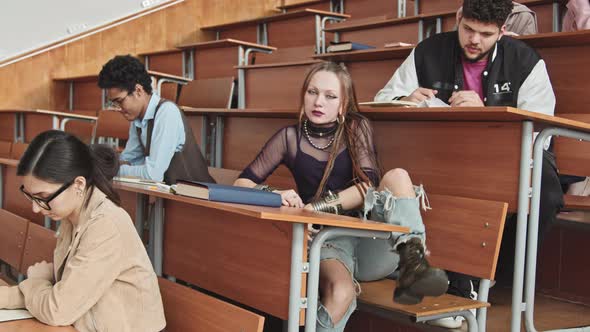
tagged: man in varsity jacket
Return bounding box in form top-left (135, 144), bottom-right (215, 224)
top-left (375, 0), bottom-right (563, 328)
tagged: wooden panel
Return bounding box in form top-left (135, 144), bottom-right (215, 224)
top-left (73, 80), bottom-right (102, 111)
top-left (185, 114), bottom-right (205, 149)
top-left (536, 227), bottom-right (561, 291)
top-left (159, 277), bottom-right (264, 332)
top-left (562, 194), bottom-right (590, 210)
top-left (418, 0), bottom-right (461, 14)
top-left (344, 0), bottom-right (399, 19)
top-left (442, 13), bottom-right (457, 32)
top-left (118, 189), bottom-right (138, 225)
top-left (527, 2), bottom-right (554, 34)
top-left (267, 15), bottom-right (317, 48)
top-left (149, 52), bottom-right (185, 101)
top-left (245, 63), bottom-right (312, 108)
top-left (3, 166), bottom-right (44, 225)
top-left (64, 110), bottom-right (98, 143)
top-left (554, 114), bottom-right (590, 177)
top-left (341, 22), bottom-right (421, 47)
top-left (194, 47), bottom-right (238, 79)
top-left (0, 114), bottom-right (15, 141)
top-left (219, 25), bottom-right (259, 43)
top-left (10, 142), bottom-right (29, 159)
top-left (254, 46), bottom-right (316, 64)
top-left (177, 77), bottom-right (235, 108)
top-left (24, 114), bottom-right (53, 143)
top-left (559, 228), bottom-right (590, 298)
top-left (537, 46), bottom-right (590, 115)
top-left (20, 222), bottom-right (57, 274)
top-left (0, 209), bottom-right (29, 270)
top-left (148, 52), bottom-right (184, 76)
top-left (0, 141), bottom-right (11, 158)
top-left (95, 110), bottom-right (130, 140)
top-left (373, 121), bottom-right (522, 210)
top-left (423, 194), bottom-right (508, 279)
top-left (281, 0), bottom-right (330, 12)
top-left (223, 117), bottom-right (295, 176)
top-left (555, 138), bottom-right (590, 177)
top-left (346, 59), bottom-right (404, 102)
top-left (162, 200), bottom-right (299, 320)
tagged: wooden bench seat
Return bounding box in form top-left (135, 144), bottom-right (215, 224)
top-left (357, 193), bottom-right (507, 326)
top-left (158, 277), bottom-right (264, 332)
top-left (359, 279), bottom-right (489, 319)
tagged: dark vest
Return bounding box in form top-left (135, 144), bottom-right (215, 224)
top-left (414, 31), bottom-right (541, 106)
top-left (137, 99), bottom-right (215, 185)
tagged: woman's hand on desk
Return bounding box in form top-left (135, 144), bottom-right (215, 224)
top-left (27, 261), bottom-right (54, 282)
top-left (275, 189), bottom-right (304, 208)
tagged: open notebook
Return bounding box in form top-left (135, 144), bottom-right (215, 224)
top-left (0, 309), bottom-right (33, 323)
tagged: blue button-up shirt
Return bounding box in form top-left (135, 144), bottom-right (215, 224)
top-left (119, 94), bottom-right (185, 181)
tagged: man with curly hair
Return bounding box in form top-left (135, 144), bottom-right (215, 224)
top-left (98, 55), bottom-right (213, 185)
top-left (375, 0), bottom-right (562, 328)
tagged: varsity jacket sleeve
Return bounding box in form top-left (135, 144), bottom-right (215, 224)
top-left (517, 60), bottom-right (555, 117)
top-left (374, 49), bottom-right (420, 101)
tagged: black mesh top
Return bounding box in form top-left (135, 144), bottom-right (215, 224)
top-left (239, 122), bottom-right (379, 204)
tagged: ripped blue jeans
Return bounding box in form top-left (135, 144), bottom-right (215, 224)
top-left (316, 186), bottom-right (429, 332)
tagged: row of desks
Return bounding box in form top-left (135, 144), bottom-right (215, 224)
top-left (1, 107), bottom-right (589, 332)
top-left (0, 109), bottom-right (98, 143)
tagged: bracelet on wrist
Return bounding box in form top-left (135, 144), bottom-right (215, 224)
top-left (310, 190), bottom-right (343, 215)
top-left (254, 184), bottom-right (277, 192)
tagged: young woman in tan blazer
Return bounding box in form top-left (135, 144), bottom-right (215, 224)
top-left (0, 130), bottom-right (166, 332)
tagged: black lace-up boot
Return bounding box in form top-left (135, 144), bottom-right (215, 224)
top-left (394, 237), bottom-right (449, 305)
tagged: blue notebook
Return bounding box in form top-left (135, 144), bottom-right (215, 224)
top-left (174, 181), bottom-right (282, 207)
top-left (327, 41), bottom-right (375, 52)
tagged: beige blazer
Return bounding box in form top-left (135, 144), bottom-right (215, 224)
top-left (0, 189), bottom-right (166, 332)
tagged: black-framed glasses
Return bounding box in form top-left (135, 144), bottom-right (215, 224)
top-left (106, 92), bottom-right (131, 109)
top-left (20, 180), bottom-right (74, 211)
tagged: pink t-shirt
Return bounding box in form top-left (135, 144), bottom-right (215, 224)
top-left (562, 0), bottom-right (590, 32)
top-left (461, 57), bottom-right (489, 102)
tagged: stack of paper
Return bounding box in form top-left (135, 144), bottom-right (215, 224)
top-left (0, 309), bottom-right (33, 323)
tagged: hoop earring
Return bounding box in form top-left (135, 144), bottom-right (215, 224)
top-left (337, 113), bottom-right (345, 125)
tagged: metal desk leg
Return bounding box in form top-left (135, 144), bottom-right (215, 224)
top-left (477, 279), bottom-right (491, 332)
top-left (153, 197), bottom-right (164, 276)
top-left (135, 193), bottom-right (147, 236)
top-left (287, 223), bottom-right (306, 332)
top-left (511, 120), bottom-right (533, 332)
top-left (305, 227), bottom-right (390, 332)
top-left (525, 127), bottom-right (590, 332)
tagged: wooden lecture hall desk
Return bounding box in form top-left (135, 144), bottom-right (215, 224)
top-left (113, 181), bottom-right (408, 332)
top-left (0, 280), bottom-right (77, 332)
top-left (180, 106), bottom-right (590, 332)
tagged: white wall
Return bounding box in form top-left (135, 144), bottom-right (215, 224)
top-left (0, 0), bottom-right (171, 61)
